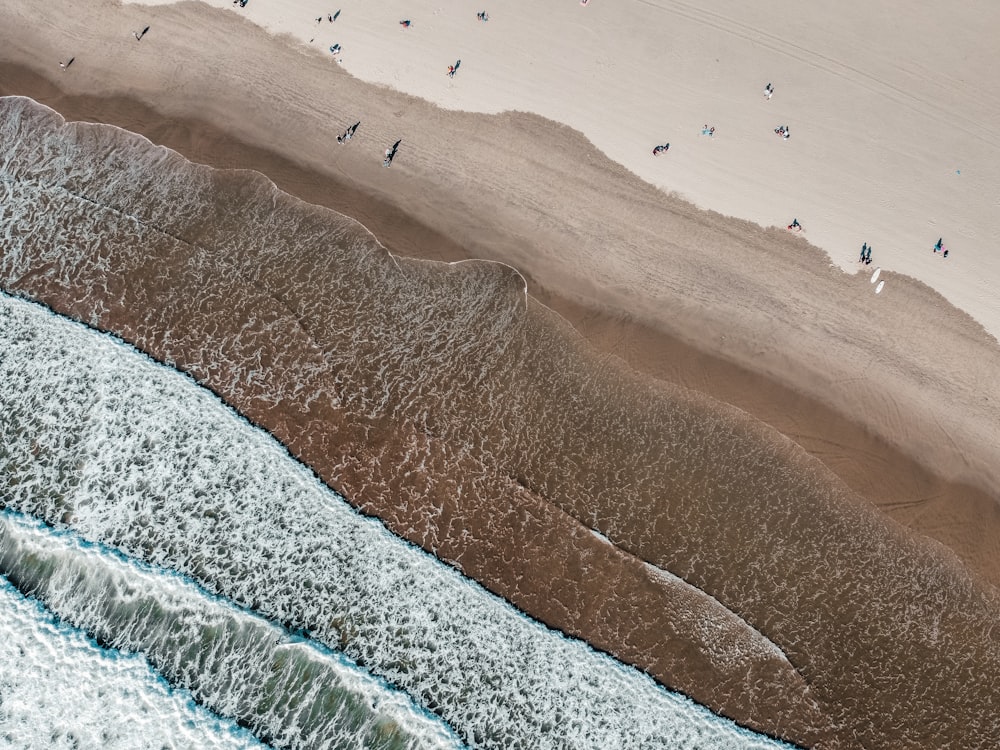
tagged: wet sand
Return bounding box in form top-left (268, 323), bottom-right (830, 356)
top-left (3, 1), bottom-right (1000, 748)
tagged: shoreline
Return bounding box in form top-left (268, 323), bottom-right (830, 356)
top-left (3, 56), bottom-right (997, 588)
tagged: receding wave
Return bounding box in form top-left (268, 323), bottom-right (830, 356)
top-left (0, 511), bottom-right (463, 750)
top-left (0, 291), bottom-right (791, 750)
top-left (0, 575), bottom-right (266, 750)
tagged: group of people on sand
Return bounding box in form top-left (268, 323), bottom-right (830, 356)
top-left (859, 242), bottom-right (873, 264)
top-left (333, 119), bottom-right (402, 168)
top-left (653, 81), bottom-right (782, 153)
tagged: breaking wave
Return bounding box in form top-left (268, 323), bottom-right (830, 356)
top-left (0, 575), bottom-right (266, 750)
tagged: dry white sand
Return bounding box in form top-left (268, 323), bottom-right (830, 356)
top-left (127, 0), bottom-right (1000, 341)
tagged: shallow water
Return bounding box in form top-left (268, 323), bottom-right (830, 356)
top-left (3, 93), bottom-right (1000, 749)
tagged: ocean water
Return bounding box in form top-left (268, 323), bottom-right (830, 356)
top-left (0, 291), bottom-right (790, 750)
top-left (0, 575), bottom-right (266, 750)
top-left (0, 510), bottom-right (463, 750)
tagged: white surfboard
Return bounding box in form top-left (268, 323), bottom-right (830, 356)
top-left (875, 280), bottom-right (885, 294)
top-left (870, 267), bottom-right (881, 284)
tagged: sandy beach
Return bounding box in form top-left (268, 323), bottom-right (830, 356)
top-left (2, 0), bottom-right (1000, 748)
top-left (121, 0), bottom-right (1000, 340)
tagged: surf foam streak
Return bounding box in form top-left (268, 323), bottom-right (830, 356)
top-left (0, 576), bottom-right (266, 750)
top-left (0, 511), bottom-right (463, 750)
top-left (0, 292), bottom-right (792, 750)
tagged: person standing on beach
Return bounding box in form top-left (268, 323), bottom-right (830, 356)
top-left (934, 237), bottom-right (943, 252)
top-left (133, 26), bottom-right (150, 41)
top-left (58, 57), bottom-right (74, 71)
top-left (764, 82), bottom-right (774, 99)
top-left (860, 242), bottom-right (868, 262)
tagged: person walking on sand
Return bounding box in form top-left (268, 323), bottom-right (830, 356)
top-left (447, 59), bottom-right (461, 78)
top-left (933, 237), bottom-right (943, 253)
top-left (58, 57), bottom-right (75, 71)
top-left (477, 11), bottom-right (490, 21)
top-left (400, 19), bottom-right (412, 28)
top-left (337, 121), bottom-right (360, 143)
top-left (383, 139), bottom-right (402, 168)
top-left (764, 82), bottom-right (774, 100)
top-left (133, 26), bottom-right (150, 41)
